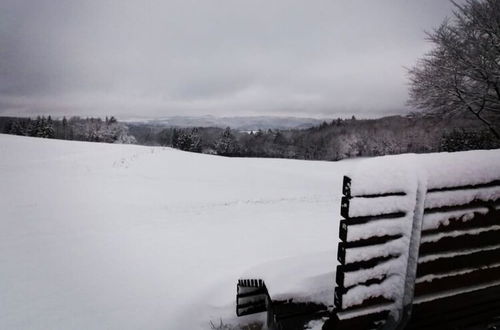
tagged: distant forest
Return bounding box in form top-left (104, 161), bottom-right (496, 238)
top-left (0, 116), bottom-right (136, 144)
top-left (1, 115), bottom-right (499, 161)
top-left (127, 115), bottom-right (499, 160)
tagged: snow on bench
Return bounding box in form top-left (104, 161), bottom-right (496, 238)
top-left (236, 150), bottom-right (500, 330)
top-left (331, 151), bottom-right (500, 329)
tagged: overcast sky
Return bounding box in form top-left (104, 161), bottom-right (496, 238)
top-left (0, 0), bottom-right (457, 119)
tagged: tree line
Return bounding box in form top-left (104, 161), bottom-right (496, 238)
top-left (0, 116), bottom-right (136, 144)
top-left (1, 114), bottom-right (498, 160)
top-left (128, 114), bottom-right (500, 161)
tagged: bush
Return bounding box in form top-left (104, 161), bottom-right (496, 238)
top-left (440, 129), bottom-right (500, 152)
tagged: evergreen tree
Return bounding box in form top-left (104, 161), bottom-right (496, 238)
top-left (190, 128), bottom-right (202, 152)
top-left (215, 127), bottom-right (240, 156)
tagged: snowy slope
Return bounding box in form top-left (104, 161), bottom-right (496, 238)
top-left (4, 134), bottom-right (498, 329)
top-left (0, 134), bottom-right (349, 330)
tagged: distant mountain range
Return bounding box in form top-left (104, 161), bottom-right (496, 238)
top-left (123, 115), bottom-right (326, 130)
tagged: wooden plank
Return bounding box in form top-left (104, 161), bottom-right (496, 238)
top-left (339, 220), bottom-right (348, 242)
top-left (416, 247), bottom-right (500, 277)
top-left (410, 302), bottom-right (500, 330)
top-left (334, 288), bottom-right (393, 312)
top-left (342, 234), bottom-right (402, 248)
top-left (271, 301), bottom-right (327, 323)
top-left (238, 278), bottom-right (265, 287)
top-left (427, 180), bottom-right (500, 193)
top-left (338, 255), bottom-right (397, 273)
top-left (323, 310), bottom-right (389, 330)
top-left (335, 276), bottom-right (387, 294)
top-left (422, 208), bottom-right (499, 235)
top-left (424, 199), bottom-right (499, 217)
top-left (342, 176), bottom-right (351, 198)
top-left (419, 228), bottom-right (500, 256)
top-left (237, 302), bottom-right (267, 316)
top-left (342, 175), bottom-right (406, 199)
top-left (408, 284), bottom-right (500, 329)
top-left (236, 279), bottom-right (268, 317)
top-left (237, 286), bottom-right (268, 299)
top-left (341, 212), bottom-right (406, 225)
top-left (414, 264), bottom-right (500, 297)
top-left (340, 196), bottom-right (350, 219)
top-left (341, 196), bottom-right (407, 220)
top-left (337, 242), bottom-right (347, 264)
top-left (337, 240), bottom-right (402, 264)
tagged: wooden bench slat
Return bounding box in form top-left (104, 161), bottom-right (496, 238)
top-left (341, 212), bottom-right (407, 226)
top-left (414, 264), bottom-right (500, 297)
top-left (416, 246), bottom-right (500, 277)
top-left (422, 207), bottom-right (499, 234)
top-left (341, 234), bottom-right (403, 248)
top-left (424, 199), bottom-right (500, 216)
top-left (427, 180), bottom-right (500, 193)
top-left (338, 255), bottom-right (398, 273)
top-left (419, 227), bottom-right (500, 255)
top-left (323, 310), bottom-right (389, 330)
top-left (335, 293), bottom-right (394, 314)
top-left (408, 285), bottom-right (500, 329)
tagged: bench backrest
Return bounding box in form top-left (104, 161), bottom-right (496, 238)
top-left (333, 157), bottom-right (500, 329)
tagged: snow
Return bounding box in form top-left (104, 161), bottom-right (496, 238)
top-left (342, 156), bottom-right (422, 310)
top-left (1, 134), bottom-right (499, 329)
top-left (346, 154), bottom-right (419, 196)
top-left (342, 275), bottom-right (401, 309)
top-left (418, 244), bottom-right (500, 263)
top-left (421, 150), bottom-right (500, 190)
top-left (425, 187), bottom-right (500, 209)
top-left (344, 237), bottom-right (409, 264)
top-left (422, 207), bottom-right (489, 231)
top-left (241, 251), bottom-right (335, 306)
top-left (340, 149), bottom-right (500, 312)
top-left (337, 302), bottom-right (393, 320)
top-left (343, 256), bottom-right (406, 288)
top-left (415, 262), bottom-right (500, 284)
top-left (420, 225), bottom-right (500, 243)
top-left (413, 279), bottom-right (500, 305)
top-left (0, 134), bottom-right (349, 330)
top-left (344, 218), bottom-right (408, 242)
top-left (346, 196), bottom-right (411, 218)
top-left (305, 318), bottom-right (328, 330)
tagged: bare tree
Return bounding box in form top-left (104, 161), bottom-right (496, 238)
top-left (408, 0), bottom-right (500, 138)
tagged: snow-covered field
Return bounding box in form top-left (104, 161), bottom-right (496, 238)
top-left (0, 134), bottom-right (351, 330)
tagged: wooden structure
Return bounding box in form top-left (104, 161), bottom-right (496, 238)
top-left (236, 279), bottom-right (328, 330)
top-left (330, 175), bottom-right (500, 329)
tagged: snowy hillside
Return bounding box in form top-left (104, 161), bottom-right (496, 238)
top-left (0, 134), bottom-right (350, 330)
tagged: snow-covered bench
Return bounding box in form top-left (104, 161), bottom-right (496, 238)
top-left (237, 151), bottom-right (500, 329)
top-left (330, 152), bottom-right (500, 329)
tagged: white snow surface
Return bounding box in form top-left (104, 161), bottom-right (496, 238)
top-left (0, 134), bottom-right (349, 330)
top-left (241, 252), bottom-right (335, 306)
top-left (1, 134), bottom-right (500, 329)
top-left (421, 150), bottom-right (500, 189)
top-left (347, 154), bottom-right (420, 196)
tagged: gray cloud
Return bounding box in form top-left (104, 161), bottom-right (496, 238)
top-left (0, 0), bottom-right (456, 118)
